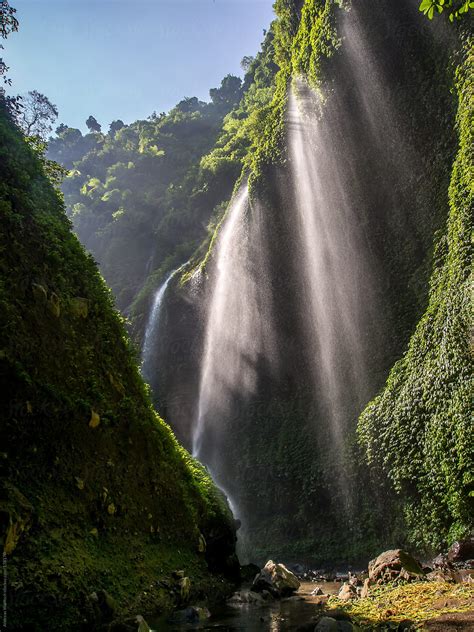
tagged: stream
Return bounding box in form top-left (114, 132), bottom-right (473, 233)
top-left (153, 582), bottom-right (342, 631)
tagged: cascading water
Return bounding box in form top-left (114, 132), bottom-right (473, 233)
top-left (182, 1), bottom-right (447, 554)
top-left (192, 184), bottom-right (276, 530)
top-left (286, 82), bottom-right (382, 504)
top-left (141, 264), bottom-right (186, 385)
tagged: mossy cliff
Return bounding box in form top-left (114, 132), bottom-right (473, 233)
top-left (0, 103), bottom-right (238, 631)
top-left (358, 36), bottom-right (473, 551)
top-left (156, 0), bottom-right (470, 563)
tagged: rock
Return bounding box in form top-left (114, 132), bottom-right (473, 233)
top-left (70, 297), bottom-right (89, 318)
top-left (456, 569), bottom-right (474, 583)
top-left (336, 623), bottom-right (356, 632)
top-left (368, 549), bottom-right (424, 584)
top-left (338, 582), bottom-right (358, 601)
top-left (227, 590), bottom-right (265, 605)
top-left (89, 409), bottom-right (100, 428)
top-left (315, 617), bottom-right (338, 632)
top-left (426, 568), bottom-right (456, 583)
top-left (311, 586), bottom-right (324, 596)
top-left (252, 560), bottom-right (300, 597)
top-left (360, 577), bottom-right (371, 599)
top-left (432, 553), bottom-right (447, 568)
top-left (179, 576), bottom-right (191, 600)
top-left (447, 538), bottom-right (474, 564)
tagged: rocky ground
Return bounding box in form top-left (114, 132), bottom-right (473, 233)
top-left (123, 539), bottom-right (474, 630)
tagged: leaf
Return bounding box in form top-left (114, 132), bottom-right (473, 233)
top-left (419, 0), bottom-right (432, 11)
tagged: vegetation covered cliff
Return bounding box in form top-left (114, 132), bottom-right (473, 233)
top-left (44, 0), bottom-right (472, 567)
top-left (0, 102), bottom-right (238, 630)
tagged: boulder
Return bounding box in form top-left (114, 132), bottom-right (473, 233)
top-left (337, 582), bottom-right (358, 601)
top-left (447, 539), bottom-right (474, 564)
top-left (252, 560), bottom-right (300, 597)
top-left (315, 617), bottom-right (338, 631)
top-left (227, 590), bottom-right (265, 605)
top-left (368, 549), bottom-right (424, 584)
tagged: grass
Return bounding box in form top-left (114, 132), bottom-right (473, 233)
top-left (327, 581), bottom-right (474, 629)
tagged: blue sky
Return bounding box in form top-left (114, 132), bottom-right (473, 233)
top-left (5, 0), bottom-right (275, 132)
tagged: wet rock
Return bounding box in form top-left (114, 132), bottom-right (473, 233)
top-left (447, 538), bottom-right (474, 564)
top-left (368, 549), bottom-right (424, 584)
top-left (252, 560), bottom-right (300, 597)
top-left (227, 590), bottom-right (266, 605)
top-left (315, 617), bottom-right (338, 631)
top-left (338, 582), bottom-right (358, 601)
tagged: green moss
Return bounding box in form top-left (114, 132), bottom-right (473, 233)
top-left (0, 102), bottom-right (237, 630)
top-left (358, 38), bottom-right (474, 549)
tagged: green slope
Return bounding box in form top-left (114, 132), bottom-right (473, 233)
top-left (0, 102), bottom-right (238, 631)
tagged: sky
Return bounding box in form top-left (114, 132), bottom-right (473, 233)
top-left (5, 0), bottom-right (275, 132)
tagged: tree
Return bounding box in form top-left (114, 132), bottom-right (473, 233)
top-left (209, 75), bottom-right (242, 108)
top-left (419, 0), bottom-right (473, 21)
top-left (0, 1), bottom-right (18, 87)
top-left (240, 56), bottom-right (255, 72)
top-left (108, 119), bottom-right (125, 135)
top-left (17, 90), bottom-right (58, 138)
top-left (86, 115), bottom-right (101, 133)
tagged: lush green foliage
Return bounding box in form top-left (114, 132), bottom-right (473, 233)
top-left (358, 39), bottom-right (473, 549)
top-left (0, 101), bottom-right (237, 629)
top-left (47, 76), bottom-right (243, 309)
top-left (419, 0), bottom-right (473, 21)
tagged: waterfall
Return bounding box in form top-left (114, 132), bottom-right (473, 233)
top-left (141, 264), bottom-right (185, 386)
top-left (192, 184), bottom-right (276, 523)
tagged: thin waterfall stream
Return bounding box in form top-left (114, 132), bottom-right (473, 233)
top-left (141, 264), bottom-right (187, 386)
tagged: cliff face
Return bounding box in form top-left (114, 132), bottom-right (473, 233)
top-left (40, 0), bottom-right (472, 567)
top-left (0, 104), bottom-right (238, 631)
top-left (156, 1), bottom-right (470, 563)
